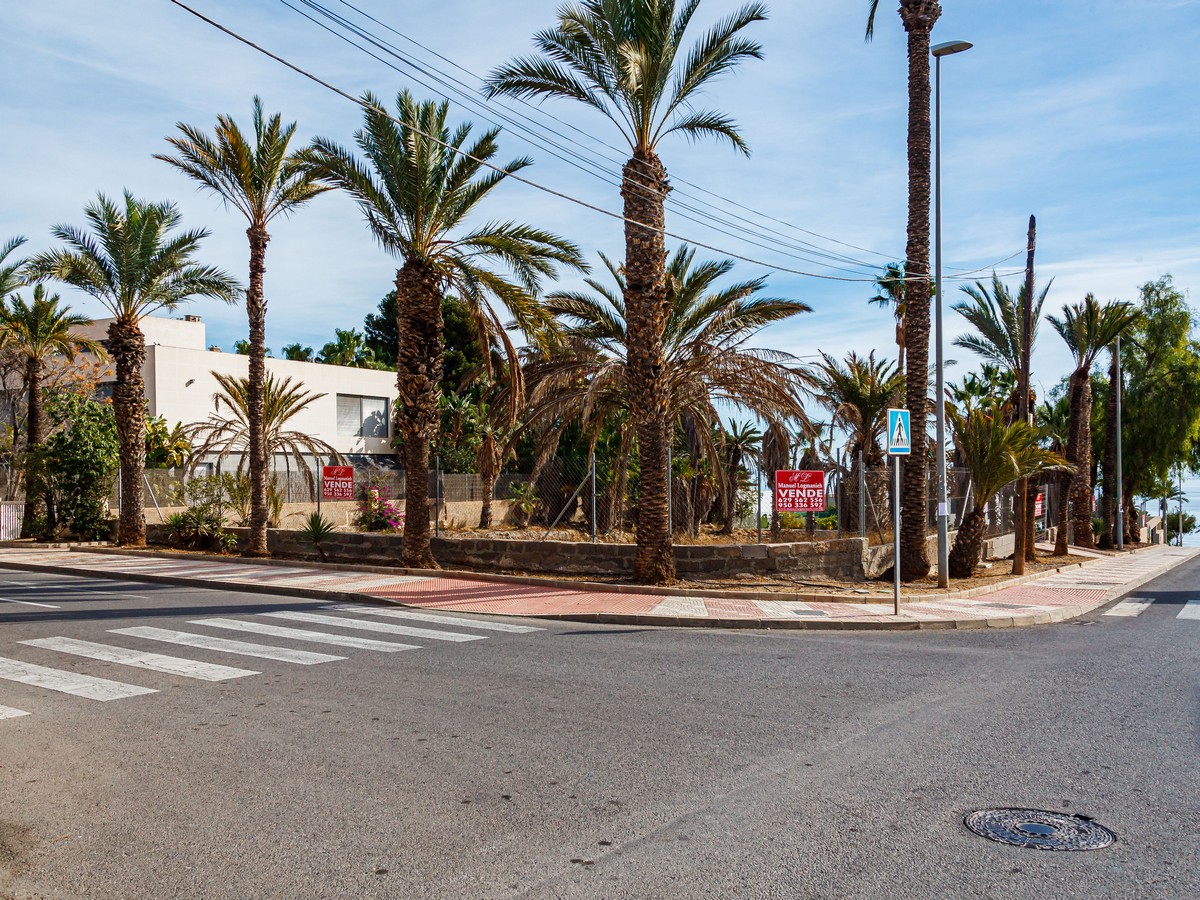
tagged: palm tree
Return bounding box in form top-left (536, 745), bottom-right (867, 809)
top-left (719, 419), bottom-right (762, 535)
top-left (157, 97), bottom-right (329, 558)
top-left (298, 91), bottom-right (585, 568)
top-left (866, 0), bottom-right (941, 580)
top-left (954, 272), bottom-right (1053, 565)
top-left (487, 0), bottom-right (769, 584)
top-left (317, 328), bottom-right (389, 369)
top-left (1047, 294), bottom-right (1138, 552)
top-left (468, 374), bottom-right (521, 530)
top-left (0, 284), bottom-right (103, 536)
top-left (946, 403), bottom-right (1070, 577)
top-left (869, 263), bottom-right (909, 373)
top-left (281, 343), bottom-right (314, 362)
top-left (806, 351), bottom-right (905, 535)
top-left (187, 371), bottom-right (344, 505)
top-left (525, 246), bottom-right (811, 533)
top-left (27, 192), bottom-right (238, 546)
top-left (0, 237), bottom-right (28, 298)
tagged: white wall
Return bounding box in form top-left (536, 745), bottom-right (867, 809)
top-left (77, 315), bottom-right (398, 458)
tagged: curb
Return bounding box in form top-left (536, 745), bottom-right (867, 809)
top-left (58, 543), bottom-right (1128, 604)
top-left (0, 545), bottom-right (1192, 632)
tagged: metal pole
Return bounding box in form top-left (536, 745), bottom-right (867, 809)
top-left (837, 452), bottom-right (844, 539)
top-left (1179, 464), bottom-right (1184, 547)
top-left (1115, 335), bottom-right (1124, 550)
top-left (858, 450), bottom-right (867, 539)
top-left (893, 456), bottom-right (902, 615)
top-left (934, 52), bottom-right (949, 588)
top-left (756, 455), bottom-right (763, 545)
top-left (435, 455), bottom-right (441, 538)
top-left (667, 445), bottom-right (673, 537)
top-left (590, 448), bottom-right (597, 543)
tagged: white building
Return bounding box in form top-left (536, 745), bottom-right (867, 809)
top-left (76, 315), bottom-right (399, 467)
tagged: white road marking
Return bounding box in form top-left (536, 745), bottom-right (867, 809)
top-left (1178, 598), bottom-right (1200, 620)
top-left (326, 605), bottom-right (542, 633)
top-left (192, 618), bottom-right (419, 652)
top-left (1103, 598), bottom-right (1155, 617)
top-left (0, 596), bottom-right (60, 609)
top-left (109, 627), bottom-right (345, 665)
top-left (260, 610), bottom-right (486, 643)
top-left (20, 637), bottom-right (258, 682)
top-left (0, 657), bottom-right (157, 701)
top-left (0, 705), bottom-right (31, 719)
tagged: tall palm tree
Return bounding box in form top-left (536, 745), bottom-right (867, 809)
top-left (27, 192), bottom-right (239, 546)
top-left (526, 247), bottom-right (811, 518)
top-left (946, 404), bottom-right (1069, 578)
top-left (0, 284), bottom-right (103, 536)
top-left (156, 97), bottom-right (330, 558)
top-left (0, 237), bottom-right (28, 298)
top-left (1047, 294), bottom-right (1138, 552)
top-left (298, 91), bottom-right (585, 568)
top-left (317, 328), bottom-right (389, 369)
top-left (806, 351), bottom-right (905, 534)
top-left (866, 0), bottom-right (941, 580)
top-left (954, 272), bottom-right (1052, 565)
top-left (487, 0), bottom-right (769, 584)
top-left (187, 371), bottom-right (344, 503)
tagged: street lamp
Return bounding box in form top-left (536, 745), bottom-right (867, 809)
top-left (932, 39), bottom-right (972, 588)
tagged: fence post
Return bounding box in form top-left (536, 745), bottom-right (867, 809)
top-left (858, 450), bottom-right (866, 539)
top-left (756, 457), bottom-right (763, 545)
top-left (837, 460), bottom-right (844, 539)
top-left (435, 455), bottom-right (441, 538)
top-left (590, 449), bottom-right (597, 543)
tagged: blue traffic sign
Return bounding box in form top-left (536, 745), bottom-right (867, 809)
top-left (887, 408), bottom-right (911, 456)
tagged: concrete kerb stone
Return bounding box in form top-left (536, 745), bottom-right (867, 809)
top-left (64, 543), bottom-right (1111, 605)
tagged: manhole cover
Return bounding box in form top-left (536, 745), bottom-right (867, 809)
top-left (965, 809), bottom-right (1116, 851)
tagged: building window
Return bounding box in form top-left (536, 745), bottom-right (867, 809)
top-left (337, 395), bottom-right (389, 438)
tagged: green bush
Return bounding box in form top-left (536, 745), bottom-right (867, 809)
top-left (298, 512), bottom-right (337, 562)
top-left (165, 474), bottom-right (239, 553)
top-left (38, 390), bottom-right (119, 541)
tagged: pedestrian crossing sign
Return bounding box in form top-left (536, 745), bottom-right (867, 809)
top-left (887, 408), bottom-right (911, 456)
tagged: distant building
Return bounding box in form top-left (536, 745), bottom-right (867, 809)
top-left (75, 315), bottom-right (398, 469)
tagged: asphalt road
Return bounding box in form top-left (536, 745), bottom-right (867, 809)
top-left (0, 557), bottom-right (1197, 899)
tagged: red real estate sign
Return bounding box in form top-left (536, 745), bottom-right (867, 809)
top-left (775, 470), bottom-right (826, 513)
top-left (321, 465), bottom-right (355, 501)
top-left (1034, 493), bottom-right (1044, 518)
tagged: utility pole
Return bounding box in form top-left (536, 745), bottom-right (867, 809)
top-left (1115, 335), bottom-right (1123, 550)
top-left (1013, 215), bottom-right (1036, 574)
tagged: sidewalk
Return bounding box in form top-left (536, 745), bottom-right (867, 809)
top-left (0, 544), bottom-right (1194, 630)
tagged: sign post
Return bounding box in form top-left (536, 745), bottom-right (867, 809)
top-left (887, 409), bottom-right (912, 615)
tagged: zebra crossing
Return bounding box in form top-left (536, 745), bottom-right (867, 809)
top-left (0, 603), bottom-right (542, 722)
top-left (1102, 597), bottom-right (1200, 619)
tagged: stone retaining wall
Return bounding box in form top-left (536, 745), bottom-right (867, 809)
top-left (147, 524), bottom-right (876, 580)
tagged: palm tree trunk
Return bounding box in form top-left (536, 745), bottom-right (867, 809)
top-left (1053, 471), bottom-right (1071, 556)
top-left (622, 151), bottom-right (674, 584)
top-left (949, 506), bottom-right (985, 578)
top-left (897, 0), bottom-right (941, 581)
top-left (1070, 369), bottom-right (1096, 549)
top-left (1025, 484), bottom-right (1037, 560)
top-left (721, 447), bottom-right (741, 536)
top-left (478, 437), bottom-right (498, 529)
top-left (245, 225), bottom-right (271, 558)
top-left (19, 359), bottom-right (45, 538)
top-left (395, 261), bottom-right (443, 569)
top-left (108, 320), bottom-right (147, 546)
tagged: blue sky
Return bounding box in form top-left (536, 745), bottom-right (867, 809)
top-left (2, 0), bottom-right (1197, 403)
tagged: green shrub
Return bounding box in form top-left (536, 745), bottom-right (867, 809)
top-left (298, 512), bottom-right (337, 562)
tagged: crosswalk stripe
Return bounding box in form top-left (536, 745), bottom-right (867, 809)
top-left (260, 610), bottom-right (486, 643)
top-left (109, 627), bottom-right (346, 665)
top-left (0, 656), bottom-right (157, 701)
top-left (1104, 598), bottom-right (1155, 617)
top-left (0, 596), bottom-right (61, 608)
top-left (0, 705), bottom-right (31, 719)
top-left (1178, 599), bottom-right (1200, 620)
top-left (20, 637), bottom-right (258, 682)
top-left (193, 618), bottom-right (419, 652)
top-left (325, 605), bottom-right (542, 633)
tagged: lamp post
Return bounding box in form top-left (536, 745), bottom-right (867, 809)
top-left (932, 39), bottom-right (973, 588)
